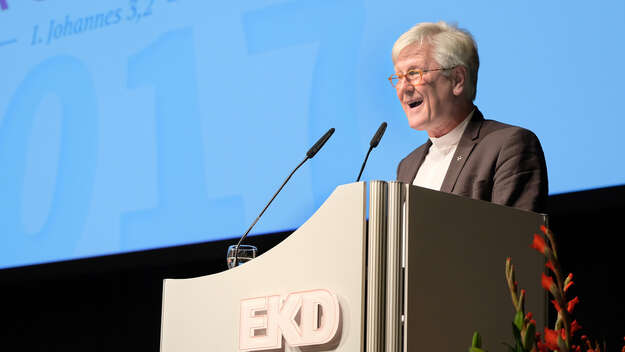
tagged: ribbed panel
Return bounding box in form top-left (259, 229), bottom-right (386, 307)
top-left (385, 181), bottom-right (403, 352)
top-left (402, 183), bottom-right (410, 352)
top-left (366, 181), bottom-right (387, 352)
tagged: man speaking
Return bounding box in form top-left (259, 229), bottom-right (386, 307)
top-left (393, 21), bottom-right (548, 213)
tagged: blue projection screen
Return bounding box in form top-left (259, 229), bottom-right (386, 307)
top-left (1, 0), bottom-right (624, 269)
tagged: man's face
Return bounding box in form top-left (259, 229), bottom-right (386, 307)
top-left (394, 43), bottom-right (457, 137)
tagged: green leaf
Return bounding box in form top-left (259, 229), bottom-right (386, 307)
top-left (509, 323), bottom-right (525, 352)
top-left (511, 322), bottom-right (521, 343)
top-left (513, 310), bottom-right (524, 331)
top-left (472, 331), bottom-right (482, 348)
top-left (523, 323), bottom-right (536, 349)
top-left (516, 337), bottom-right (524, 352)
top-left (469, 347), bottom-right (486, 352)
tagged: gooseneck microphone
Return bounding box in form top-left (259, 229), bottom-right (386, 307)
top-left (232, 128), bottom-right (335, 267)
top-left (356, 122), bottom-right (387, 182)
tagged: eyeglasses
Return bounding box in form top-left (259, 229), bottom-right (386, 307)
top-left (388, 67), bottom-right (454, 88)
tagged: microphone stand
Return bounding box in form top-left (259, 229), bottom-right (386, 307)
top-left (356, 122), bottom-right (387, 182)
top-left (232, 128), bottom-right (335, 267)
top-left (232, 157), bottom-right (307, 267)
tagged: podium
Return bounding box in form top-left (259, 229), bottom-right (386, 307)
top-left (159, 182), bottom-right (547, 351)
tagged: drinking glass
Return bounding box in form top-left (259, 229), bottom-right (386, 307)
top-left (226, 244), bottom-right (258, 269)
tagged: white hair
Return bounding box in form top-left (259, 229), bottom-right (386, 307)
top-left (392, 21), bottom-right (479, 101)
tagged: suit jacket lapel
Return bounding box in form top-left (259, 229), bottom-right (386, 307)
top-left (439, 109), bottom-right (484, 193)
top-left (404, 140), bottom-right (431, 184)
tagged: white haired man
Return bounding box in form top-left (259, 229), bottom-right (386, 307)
top-left (393, 21), bottom-right (548, 213)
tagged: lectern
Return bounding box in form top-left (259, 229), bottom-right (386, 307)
top-left (160, 181), bottom-right (547, 351)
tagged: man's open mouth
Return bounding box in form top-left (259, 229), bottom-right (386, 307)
top-left (408, 100), bottom-right (423, 108)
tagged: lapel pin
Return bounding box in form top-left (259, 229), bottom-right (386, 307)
top-left (457, 156), bottom-right (463, 161)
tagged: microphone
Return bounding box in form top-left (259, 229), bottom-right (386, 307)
top-left (307, 128), bottom-right (335, 159)
top-left (231, 128), bottom-right (336, 267)
top-left (356, 122), bottom-right (387, 182)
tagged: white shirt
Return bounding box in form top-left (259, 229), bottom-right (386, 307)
top-left (412, 110), bottom-right (475, 190)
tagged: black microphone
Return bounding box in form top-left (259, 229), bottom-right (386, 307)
top-left (231, 128), bottom-right (336, 268)
top-left (307, 128), bottom-right (335, 158)
top-left (356, 122), bottom-right (387, 182)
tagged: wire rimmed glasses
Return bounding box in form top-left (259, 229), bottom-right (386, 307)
top-left (388, 67), bottom-right (455, 88)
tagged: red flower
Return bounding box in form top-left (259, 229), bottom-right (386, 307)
top-left (531, 233), bottom-right (547, 254)
top-left (537, 341), bottom-right (549, 352)
top-left (543, 328), bottom-right (560, 350)
top-left (570, 320), bottom-right (582, 334)
top-left (540, 225), bottom-right (548, 234)
top-left (545, 260), bottom-right (556, 273)
top-left (551, 299), bottom-right (562, 312)
top-left (567, 296), bottom-right (580, 314)
top-left (564, 273), bottom-right (574, 292)
top-left (541, 273), bottom-right (556, 293)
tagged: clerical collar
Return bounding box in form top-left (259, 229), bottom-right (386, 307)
top-left (429, 109), bottom-right (475, 151)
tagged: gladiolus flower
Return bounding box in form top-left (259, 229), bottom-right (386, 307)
top-left (545, 260), bottom-right (556, 273)
top-left (541, 273), bottom-right (556, 292)
top-left (564, 280), bottom-right (574, 292)
top-left (537, 341), bottom-right (549, 352)
top-left (570, 320), bottom-right (582, 334)
top-left (525, 312), bottom-right (533, 320)
top-left (540, 224), bottom-right (548, 234)
top-left (531, 233), bottom-right (547, 254)
top-left (551, 299), bottom-right (562, 312)
top-left (567, 296), bottom-right (580, 313)
top-left (543, 328), bottom-right (560, 350)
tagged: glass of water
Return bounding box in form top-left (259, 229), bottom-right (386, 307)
top-left (226, 244), bottom-right (258, 269)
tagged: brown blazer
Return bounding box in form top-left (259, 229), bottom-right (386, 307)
top-left (396, 108), bottom-right (548, 213)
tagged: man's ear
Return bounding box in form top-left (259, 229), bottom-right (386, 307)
top-left (451, 66), bottom-right (467, 97)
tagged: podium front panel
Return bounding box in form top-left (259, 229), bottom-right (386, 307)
top-left (403, 185), bottom-right (547, 352)
top-left (160, 182), bottom-right (367, 351)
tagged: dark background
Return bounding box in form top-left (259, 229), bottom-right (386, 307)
top-left (1, 186), bottom-right (623, 351)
